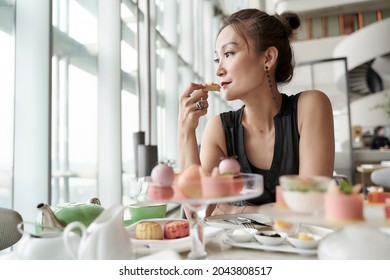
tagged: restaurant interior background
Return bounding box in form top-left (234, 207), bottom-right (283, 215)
top-left (0, 0), bottom-right (390, 224)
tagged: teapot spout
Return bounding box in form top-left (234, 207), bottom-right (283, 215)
top-left (37, 203), bottom-right (67, 231)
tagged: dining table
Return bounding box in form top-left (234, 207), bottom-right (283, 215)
top-left (1, 201), bottom-right (388, 261)
top-left (130, 199), bottom-right (388, 260)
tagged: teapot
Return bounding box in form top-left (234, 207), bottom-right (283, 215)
top-left (36, 197), bottom-right (104, 231)
top-left (63, 204), bottom-right (133, 260)
top-left (15, 222), bottom-right (80, 260)
top-left (318, 224), bottom-right (390, 259)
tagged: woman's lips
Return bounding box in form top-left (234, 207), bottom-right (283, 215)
top-left (221, 81), bottom-right (231, 88)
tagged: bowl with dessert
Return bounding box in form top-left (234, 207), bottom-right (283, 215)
top-left (279, 175), bottom-right (332, 214)
top-left (287, 232), bottom-right (321, 249)
top-left (254, 230), bottom-right (287, 246)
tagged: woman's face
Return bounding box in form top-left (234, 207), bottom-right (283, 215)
top-left (215, 25), bottom-right (265, 100)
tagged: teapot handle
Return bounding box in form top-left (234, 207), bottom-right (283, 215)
top-left (63, 221), bottom-right (86, 260)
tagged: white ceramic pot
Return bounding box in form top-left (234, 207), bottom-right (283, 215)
top-left (318, 224), bottom-right (390, 259)
top-left (15, 223), bottom-right (80, 260)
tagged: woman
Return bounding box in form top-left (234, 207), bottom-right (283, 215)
top-left (178, 9), bottom-right (335, 216)
top-left (371, 125), bottom-right (390, 150)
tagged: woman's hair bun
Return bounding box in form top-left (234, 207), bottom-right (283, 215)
top-left (281, 11), bottom-right (301, 30)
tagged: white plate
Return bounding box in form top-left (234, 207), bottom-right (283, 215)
top-left (223, 224), bottom-right (334, 256)
top-left (205, 213), bottom-right (272, 229)
top-left (126, 218), bottom-right (223, 254)
top-left (223, 237), bottom-right (317, 255)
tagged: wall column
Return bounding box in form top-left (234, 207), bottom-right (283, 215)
top-left (98, 0), bottom-right (122, 206)
top-left (14, 0), bottom-right (51, 222)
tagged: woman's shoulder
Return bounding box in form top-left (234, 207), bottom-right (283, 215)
top-left (298, 89), bottom-right (330, 102)
top-left (296, 90), bottom-right (332, 110)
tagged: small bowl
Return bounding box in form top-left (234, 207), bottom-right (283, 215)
top-left (254, 230), bottom-right (286, 246)
top-left (279, 175), bottom-right (332, 214)
top-left (226, 228), bottom-right (257, 242)
top-left (287, 232), bottom-right (321, 249)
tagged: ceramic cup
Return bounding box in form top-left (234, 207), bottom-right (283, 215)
top-left (128, 202), bottom-right (167, 223)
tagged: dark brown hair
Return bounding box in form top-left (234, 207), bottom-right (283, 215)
top-left (219, 9), bottom-right (300, 84)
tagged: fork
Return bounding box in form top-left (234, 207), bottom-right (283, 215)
top-left (237, 216), bottom-right (272, 227)
top-left (223, 219), bottom-right (257, 229)
top-left (242, 223), bottom-right (256, 229)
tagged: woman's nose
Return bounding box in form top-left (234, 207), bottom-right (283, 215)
top-left (216, 63), bottom-right (226, 77)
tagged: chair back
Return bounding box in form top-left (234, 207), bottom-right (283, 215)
top-left (0, 207), bottom-right (23, 250)
top-left (371, 167), bottom-right (390, 189)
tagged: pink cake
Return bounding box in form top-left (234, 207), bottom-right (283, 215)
top-left (324, 181), bottom-right (364, 222)
top-left (148, 185), bottom-right (174, 200)
top-left (149, 162), bottom-right (175, 200)
top-left (164, 220), bottom-right (189, 239)
top-left (201, 175), bottom-right (235, 198)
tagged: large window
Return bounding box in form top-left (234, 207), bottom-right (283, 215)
top-left (121, 0), bottom-right (140, 202)
top-left (0, 0), bottom-right (15, 209)
top-left (51, 0), bottom-right (99, 204)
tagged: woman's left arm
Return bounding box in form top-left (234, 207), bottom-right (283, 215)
top-left (297, 90), bottom-right (335, 177)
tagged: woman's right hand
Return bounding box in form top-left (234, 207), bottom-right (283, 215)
top-left (178, 83), bottom-right (209, 133)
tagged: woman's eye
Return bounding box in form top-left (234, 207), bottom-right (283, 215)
top-left (224, 52), bottom-right (234, 58)
top-left (213, 58), bottom-right (220, 64)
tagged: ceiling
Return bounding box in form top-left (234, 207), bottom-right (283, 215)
top-left (214, 0), bottom-right (390, 17)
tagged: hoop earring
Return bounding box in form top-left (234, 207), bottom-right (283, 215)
top-left (265, 65), bottom-right (275, 100)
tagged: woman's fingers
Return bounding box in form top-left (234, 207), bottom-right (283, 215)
top-left (178, 82), bottom-right (210, 131)
top-left (181, 82), bottom-right (205, 98)
top-left (180, 83), bottom-right (209, 111)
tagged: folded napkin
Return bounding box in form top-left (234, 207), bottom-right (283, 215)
top-left (138, 249), bottom-right (181, 260)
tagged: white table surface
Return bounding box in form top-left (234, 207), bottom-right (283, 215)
top-left (2, 202), bottom-right (388, 260)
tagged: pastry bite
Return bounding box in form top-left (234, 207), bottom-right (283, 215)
top-left (298, 232), bottom-right (314, 241)
top-left (204, 82), bottom-right (221, 92)
top-left (273, 219), bottom-right (293, 233)
top-left (164, 220), bottom-right (190, 239)
top-left (135, 221), bottom-right (163, 240)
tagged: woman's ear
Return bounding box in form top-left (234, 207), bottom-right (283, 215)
top-left (264, 47), bottom-right (278, 69)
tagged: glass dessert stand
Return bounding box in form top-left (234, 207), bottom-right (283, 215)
top-left (139, 173), bottom-right (264, 259)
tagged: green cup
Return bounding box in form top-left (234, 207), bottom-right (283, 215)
top-left (128, 202), bottom-right (167, 223)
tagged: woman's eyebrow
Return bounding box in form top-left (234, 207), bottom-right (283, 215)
top-left (214, 41), bottom-right (240, 54)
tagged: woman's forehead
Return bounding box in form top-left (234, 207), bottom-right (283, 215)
top-left (215, 25), bottom-right (245, 51)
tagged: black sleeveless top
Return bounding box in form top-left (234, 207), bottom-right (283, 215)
top-left (220, 93), bottom-right (301, 205)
